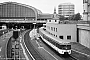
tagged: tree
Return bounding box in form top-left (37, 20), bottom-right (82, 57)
top-left (70, 13), bottom-right (81, 21)
top-left (74, 13), bottom-right (81, 20)
top-left (59, 15), bottom-right (65, 20)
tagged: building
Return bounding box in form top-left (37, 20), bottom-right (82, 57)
top-left (83, 0), bottom-right (90, 21)
top-left (0, 2), bottom-right (53, 22)
top-left (45, 10), bottom-right (77, 42)
top-left (0, 2), bottom-right (55, 29)
top-left (58, 3), bottom-right (75, 17)
top-left (46, 23), bottom-right (77, 42)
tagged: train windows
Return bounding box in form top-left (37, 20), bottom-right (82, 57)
top-left (56, 43), bottom-right (59, 47)
top-left (51, 40), bottom-right (54, 44)
top-left (54, 42), bottom-right (56, 45)
top-left (67, 45), bottom-right (71, 49)
top-left (61, 45), bottom-right (71, 50)
top-left (67, 36), bottom-right (71, 40)
top-left (59, 36), bottom-right (63, 39)
top-left (55, 20), bottom-right (57, 22)
top-left (58, 45), bottom-right (62, 49)
top-left (57, 45), bottom-right (71, 50)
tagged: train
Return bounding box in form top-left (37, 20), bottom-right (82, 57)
top-left (38, 27), bottom-right (71, 54)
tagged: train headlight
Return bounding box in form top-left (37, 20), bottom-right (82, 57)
top-left (69, 51), bottom-right (71, 54)
top-left (62, 51), bottom-right (64, 54)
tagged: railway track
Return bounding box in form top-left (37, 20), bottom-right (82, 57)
top-left (39, 37), bottom-right (78, 60)
top-left (59, 54), bottom-right (78, 60)
top-left (69, 55), bottom-right (79, 60)
top-left (7, 30), bottom-right (21, 60)
top-left (24, 30), bottom-right (46, 60)
top-left (7, 37), bottom-right (12, 60)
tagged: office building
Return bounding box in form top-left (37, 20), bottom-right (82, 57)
top-left (58, 3), bottom-right (75, 17)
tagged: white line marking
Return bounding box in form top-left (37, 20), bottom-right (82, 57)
top-left (36, 39), bottom-right (58, 60)
top-left (70, 55), bottom-right (79, 60)
top-left (42, 47), bottom-right (58, 60)
top-left (72, 49), bottom-right (90, 57)
top-left (36, 40), bottom-right (40, 48)
top-left (20, 43), bottom-right (29, 60)
top-left (23, 31), bottom-right (35, 60)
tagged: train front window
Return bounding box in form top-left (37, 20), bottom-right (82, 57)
top-left (59, 45), bottom-right (71, 50)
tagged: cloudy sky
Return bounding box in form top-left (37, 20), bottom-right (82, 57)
top-left (1, 0), bottom-right (83, 15)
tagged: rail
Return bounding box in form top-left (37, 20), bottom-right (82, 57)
top-left (24, 30), bottom-right (46, 60)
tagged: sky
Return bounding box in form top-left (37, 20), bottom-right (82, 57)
top-left (1, 0), bottom-right (83, 15)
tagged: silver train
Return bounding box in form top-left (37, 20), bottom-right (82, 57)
top-left (38, 28), bottom-right (71, 54)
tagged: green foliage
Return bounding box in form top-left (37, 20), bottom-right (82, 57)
top-left (71, 13), bottom-right (81, 21)
top-left (58, 15), bottom-right (65, 20)
top-left (58, 13), bottom-right (82, 21)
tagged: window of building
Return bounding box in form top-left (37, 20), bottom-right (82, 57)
top-left (84, 10), bottom-right (85, 12)
top-left (56, 35), bottom-right (57, 37)
top-left (49, 26), bottom-right (50, 29)
top-left (51, 27), bottom-right (52, 30)
top-left (54, 27), bottom-right (55, 31)
top-left (67, 36), bottom-right (71, 40)
top-left (58, 5), bottom-right (62, 7)
top-left (49, 20), bottom-right (51, 22)
top-left (55, 20), bottom-right (57, 22)
top-left (59, 8), bottom-right (62, 9)
top-left (59, 36), bottom-right (63, 39)
top-left (56, 28), bottom-right (57, 32)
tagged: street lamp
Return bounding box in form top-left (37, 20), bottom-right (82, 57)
top-left (33, 23), bottom-right (36, 38)
top-left (33, 23), bottom-right (36, 29)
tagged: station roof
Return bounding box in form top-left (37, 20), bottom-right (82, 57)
top-left (0, 2), bottom-right (59, 21)
top-left (0, 2), bottom-right (42, 14)
top-left (59, 3), bottom-right (74, 5)
top-left (0, 2), bottom-right (43, 19)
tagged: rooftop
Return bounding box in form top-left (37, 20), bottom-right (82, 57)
top-left (59, 3), bottom-right (74, 5)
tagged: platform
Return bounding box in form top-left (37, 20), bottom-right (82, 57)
top-left (70, 42), bottom-right (90, 57)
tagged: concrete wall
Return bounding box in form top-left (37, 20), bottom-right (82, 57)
top-left (77, 24), bottom-right (90, 48)
top-left (79, 29), bottom-right (90, 48)
top-left (46, 23), bottom-right (77, 42)
top-left (57, 24), bottom-right (77, 42)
